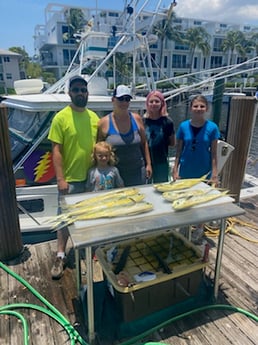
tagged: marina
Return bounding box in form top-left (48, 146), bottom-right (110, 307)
top-left (0, 191), bottom-right (257, 344)
top-left (0, 1), bottom-right (258, 344)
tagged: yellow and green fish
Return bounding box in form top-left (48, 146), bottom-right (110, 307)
top-left (162, 188), bottom-right (210, 202)
top-left (154, 174), bottom-right (208, 192)
top-left (172, 190), bottom-right (229, 211)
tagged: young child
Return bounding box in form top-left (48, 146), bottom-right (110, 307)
top-left (86, 141), bottom-right (124, 191)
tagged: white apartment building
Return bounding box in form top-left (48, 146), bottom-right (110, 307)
top-left (0, 49), bottom-right (21, 93)
top-left (34, 3), bottom-right (258, 83)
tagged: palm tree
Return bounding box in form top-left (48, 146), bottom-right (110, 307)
top-left (250, 33), bottom-right (258, 69)
top-left (251, 33), bottom-right (258, 60)
top-left (9, 46), bottom-right (30, 78)
top-left (181, 27), bottom-right (210, 73)
top-left (152, 11), bottom-right (181, 79)
top-left (63, 8), bottom-right (86, 43)
top-left (221, 30), bottom-right (247, 66)
top-left (106, 52), bottom-right (134, 85)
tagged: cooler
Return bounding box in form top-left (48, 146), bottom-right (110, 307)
top-left (96, 229), bottom-right (209, 322)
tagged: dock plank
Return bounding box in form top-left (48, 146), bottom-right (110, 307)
top-left (0, 195), bottom-right (257, 345)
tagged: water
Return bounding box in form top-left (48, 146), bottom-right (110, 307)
top-left (168, 101), bottom-right (258, 178)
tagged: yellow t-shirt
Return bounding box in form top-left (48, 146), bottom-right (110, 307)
top-left (48, 105), bottom-right (99, 182)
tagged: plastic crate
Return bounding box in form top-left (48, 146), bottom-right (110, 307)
top-left (96, 230), bottom-right (209, 322)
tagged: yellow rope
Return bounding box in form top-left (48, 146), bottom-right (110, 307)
top-left (204, 217), bottom-right (258, 243)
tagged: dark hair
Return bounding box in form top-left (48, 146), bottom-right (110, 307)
top-left (190, 95), bottom-right (208, 108)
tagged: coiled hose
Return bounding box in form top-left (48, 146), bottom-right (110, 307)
top-left (0, 260), bottom-right (88, 345)
top-left (204, 216), bottom-right (258, 243)
top-left (1, 260), bottom-right (257, 345)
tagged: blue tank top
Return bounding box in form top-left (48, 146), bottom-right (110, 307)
top-left (105, 113), bottom-right (146, 186)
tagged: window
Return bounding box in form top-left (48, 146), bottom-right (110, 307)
top-left (0, 57), bottom-right (2, 64)
top-left (220, 24), bottom-right (227, 28)
top-left (193, 57), bottom-right (197, 69)
top-left (213, 37), bottom-right (223, 52)
top-left (63, 49), bottom-right (71, 65)
top-left (151, 53), bottom-right (156, 67)
top-left (194, 21), bottom-right (202, 25)
top-left (4, 56), bottom-right (10, 62)
top-left (203, 57), bottom-right (206, 69)
top-left (174, 41), bottom-right (189, 51)
top-left (149, 43), bottom-right (158, 49)
top-left (172, 54), bottom-right (187, 68)
top-left (210, 56), bottom-right (223, 68)
top-left (163, 56), bottom-right (168, 68)
top-left (6, 73), bottom-right (12, 79)
top-left (237, 57), bottom-right (246, 64)
top-left (62, 25), bottom-right (75, 44)
top-left (108, 12), bottom-right (119, 18)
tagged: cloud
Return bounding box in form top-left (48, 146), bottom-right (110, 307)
top-left (175, 0), bottom-right (258, 25)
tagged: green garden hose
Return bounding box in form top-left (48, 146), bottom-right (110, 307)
top-left (120, 304), bottom-right (258, 345)
top-left (0, 260), bottom-right (88, 345)
top-left (1, 261), bottom-right (257, 345)
top-left (0, 310), bottom-right (28, 344)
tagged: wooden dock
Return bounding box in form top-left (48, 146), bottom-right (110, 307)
top-left (0, 195), bottom-right (257, 345)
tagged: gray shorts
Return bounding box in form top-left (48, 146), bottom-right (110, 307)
top-left (58, 181), bottom-right (86, 214)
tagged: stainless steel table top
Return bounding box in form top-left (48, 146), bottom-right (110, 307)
top-left (65, 183), bottom-right (244, 249)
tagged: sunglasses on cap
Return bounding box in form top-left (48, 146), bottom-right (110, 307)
top-left (71, 87), bottom-right (88, 93)
top-left (116, 96), bottom-right (131, 102)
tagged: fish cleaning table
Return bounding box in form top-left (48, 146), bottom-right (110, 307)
top-left (65, 183), bottom-right (244, 344)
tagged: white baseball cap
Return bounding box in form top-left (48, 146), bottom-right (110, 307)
top-left (113, 85), bottom-right (132, 98)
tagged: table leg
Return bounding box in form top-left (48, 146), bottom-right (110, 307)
top-left (213, 217), bottom-right (226, 300)
top-left (75, 249), bottom-right (81, 295)
top-left (86, 246), bottom-right (95, 344)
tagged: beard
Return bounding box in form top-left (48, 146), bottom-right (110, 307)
top-left (71, 94), bottom-right (88, 108)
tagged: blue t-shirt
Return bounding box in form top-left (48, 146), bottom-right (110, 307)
top-left (86, 166), bottom-right (124, 191)
top-left (176, 119), bottom-right (220, 178)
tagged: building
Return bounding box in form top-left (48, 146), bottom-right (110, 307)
top-left (0, 49), bottom-right (21, 93)
top-left (34, 3), bottom-right (258, 85)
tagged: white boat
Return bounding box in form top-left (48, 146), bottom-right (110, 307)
top-left (2, 85), bottom-right (146, 243)
top-left (202, 91), bottom-right (246, 103)
top-left (2, 1), bottom-right (258, 243)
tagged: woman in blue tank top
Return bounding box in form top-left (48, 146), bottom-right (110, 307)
top-left (97, 85), bottom-right (152, 186)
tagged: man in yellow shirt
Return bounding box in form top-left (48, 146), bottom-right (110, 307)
top-left (48, 75), bottom-right (99, 279)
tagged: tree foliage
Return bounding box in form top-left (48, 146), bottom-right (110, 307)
top-left (153, 11), bottom-right (181, 78)
top-left (63, 8), bottom-right (86, 42)
top-left (181, 27), bottom-right (210, 72)
top-left (9, 46), bottom-right (30, 73)
top-left (221, 30), bottom-right (249, 65)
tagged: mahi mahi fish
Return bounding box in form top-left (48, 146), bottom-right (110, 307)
top-left (74, 201), bottom-right (153, 220)
top-left (46, 193), bottom-right (145, 226)
top-left (162, 188), bottom-right (211, 202)
top-left (65, 187), bottom-right (140, 209)
top-left (154, 174), bottom-right (208, 192)
top-left (172, 190), bottom-right (229, 211)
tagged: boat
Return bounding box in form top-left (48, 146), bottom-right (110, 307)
top-left (202, 90), bottom-right (246, 103)
top-left (1, 0), bottom-right (258, 243)
top-left (1, 1), bottom-right (174, 241)
top-left (1, 3), bottom-right (257, 344)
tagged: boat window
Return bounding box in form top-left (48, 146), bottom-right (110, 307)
top-left (18, 199), bottom-right (44, 214)
top-left (7, 108), bottom-right (55, 164)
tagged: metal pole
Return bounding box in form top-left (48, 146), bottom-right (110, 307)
top-left (86, 246), bottom-right (95, 344)
top-left (213, 217), bottom-right (226, 300)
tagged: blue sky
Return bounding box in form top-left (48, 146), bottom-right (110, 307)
top-left (1, 0), bottom-right (258, 56)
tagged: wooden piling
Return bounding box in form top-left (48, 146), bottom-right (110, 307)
top-left (221, 96), bottom-right (258, 202)
top-left (0, 105), bottom-right (23, 261)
